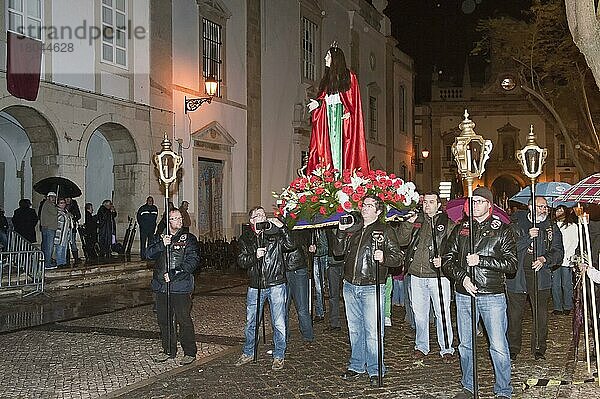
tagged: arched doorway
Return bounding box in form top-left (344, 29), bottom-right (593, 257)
top-left (0, 106), bottom-right (58, 212)
top-left (84, 122), bottom-right (138, 225)
top-left (491, 174), bottom-right (522, 210)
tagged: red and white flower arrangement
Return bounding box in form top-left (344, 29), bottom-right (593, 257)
top-left (273, 165), bottom-right (420, 227)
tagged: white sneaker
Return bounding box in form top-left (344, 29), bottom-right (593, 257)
top-left (385, 317), bottom-right (392, 327)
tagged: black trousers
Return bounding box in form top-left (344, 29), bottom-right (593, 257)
top-left (155, 292), bottom-right (197, 357)
top-left (328, 264), bottom-right (343, 328)
top-left (507, 271), bottom-right (551, 356)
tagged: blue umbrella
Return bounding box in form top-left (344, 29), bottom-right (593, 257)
top-left (510, 182), bottom-right (576, 208)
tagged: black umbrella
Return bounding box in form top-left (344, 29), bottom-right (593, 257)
top-left (33, 177), bottom-right (82, 198)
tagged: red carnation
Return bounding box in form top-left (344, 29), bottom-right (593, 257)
top-left (351, 193), bottom-right (362, 202)
top-left (337, 205), bottom-right (344, 213)
top-left (343, 201), bottom-right (352, 209)
top-left (342, 186), bottom-right (354, 195)
top-left (319, 206), bottom-right (326, 215)
top-left (378, 192), bottom-right (386, 200)
top-left (389, 173), bottom-right (396, 179)
top-left (290, 212), bottom-right (298, 219)
top-left (311, 196), bottom-right (319, 203)
top-left (299, 195), bottom-right (307, 204)
top-left (315, 187), bottom-right (325, 195)
top-left (334, 181), bottom-right (343, 188)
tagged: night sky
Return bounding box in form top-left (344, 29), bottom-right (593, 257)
top-left (384, 0), bottom-right (532, 101)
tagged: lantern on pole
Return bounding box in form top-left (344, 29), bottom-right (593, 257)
top-left (515, 125), bottom-right (547, 354)
top-left (153, 133), bottom-right (183, 355)
top-left (451, 110), bottom-right (493, 399)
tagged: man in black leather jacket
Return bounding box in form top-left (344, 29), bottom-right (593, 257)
top-left (147, 208), bottom-right (199, 366)
top-left (235, 206), bottom-right (294, 371)
top-left (333, 195), bottom-right (403, 387)
top-left (284, 230), bottom-right (314, 343)
top-left (442, 187), bottom-right (517, 399)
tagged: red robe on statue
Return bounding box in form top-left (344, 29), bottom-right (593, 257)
top-left (306, 71), bottom-right (370, 174)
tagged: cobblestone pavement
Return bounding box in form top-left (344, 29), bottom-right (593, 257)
top-left (1, 270), bottom-right (600, 398)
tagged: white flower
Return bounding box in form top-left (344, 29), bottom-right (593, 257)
top-left (349, 173), bottom-right (368, 190)
top-left (337, 191), bottom-right (353, 211)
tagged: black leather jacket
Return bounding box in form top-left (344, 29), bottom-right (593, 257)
top-left (442, 215), bottom-right (517, 295)
top-left (284, 230), bottom-right (310, 272)
top-left (333, 220), bottom-right (403, 285)
top-left (148, 229), bottom-right (199, 294)
top-left (238, 224), bottom-right (294, 289)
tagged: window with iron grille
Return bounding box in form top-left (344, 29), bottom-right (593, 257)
top-left (7, 0), bottom-right (42, 40)
top-left (203, 18), bottom-right (222, 97)
top-left (101, 0), bottom-right (128, 67)
top-left (369, 96), bottom-right (377, 140)
top-left (302, 17), bottom-right (317, 81)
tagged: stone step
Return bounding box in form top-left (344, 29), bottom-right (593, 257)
top-left (44, 259), bottom-right (153, 291)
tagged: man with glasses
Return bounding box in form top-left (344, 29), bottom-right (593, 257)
top-left (236, 206), bottom-right (294, 370)
top-left (506, 196), bottom-right (563, 361)
top-left (443, 186), bottom-right (517, 399)
top-left (147, 208), bottom-right (199, 366)
top-left (333, 195), bottom-right (403, 387)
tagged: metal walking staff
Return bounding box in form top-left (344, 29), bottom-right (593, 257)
top-left (451, 110), bottom-right (493, 399)
top-left (574, 205), bottom-right (591, 373)
top-left (254, 230), bottom-right (265, 362)
top-left (582, 211), bottom-right (600, 384)
top-left (516, 125), bottom-right (547, 353)
top-left (431, 217), bottom-right (450, 350)
top-left (153, 133), bottom-right (183, 356)
top-left (372, 230), bottom-right (385, 388)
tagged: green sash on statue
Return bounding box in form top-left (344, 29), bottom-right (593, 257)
top-left (326, 102), bottom-right (343, 172)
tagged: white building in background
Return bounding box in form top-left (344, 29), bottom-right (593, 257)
top-left (0, 0), bottom-right (415, 243)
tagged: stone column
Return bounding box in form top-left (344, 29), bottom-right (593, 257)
top-left (247, 0), bottom-right (261, 209)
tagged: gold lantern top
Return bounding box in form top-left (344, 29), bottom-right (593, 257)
top-left (515, 125), bottom-right (547, 181)
top-left (452, 110), bottom-right (493, 181)
top-left (154, 133), bottom-right (183, 185)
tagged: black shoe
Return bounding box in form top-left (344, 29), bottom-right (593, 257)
top-left (341, 370), bottom-right (364, 380)
top-left (369, 375), bottom-right (382, 387)
top-left (313, 315), bottom-right (325, 323)
top-left (534, 352), bottom-right (546, 360)
top-left (552, 309), bottom-right (562, 315)
top-left (563, 309), bottom-right (571, 315)
top-left (326, 325), bottom-right (341, 332)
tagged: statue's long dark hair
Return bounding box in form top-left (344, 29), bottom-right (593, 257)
top-left (318, 47), bottom-right (350, 95)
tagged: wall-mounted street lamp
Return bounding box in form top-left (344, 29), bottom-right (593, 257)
top-left (515, 124), bottom-right (547, 356)
top-left (451, 109), bottom-right (493, 399)
top-left (184, 75), bottom-right (218, 113)
top-left (421, 148), bottom-right (430, 159)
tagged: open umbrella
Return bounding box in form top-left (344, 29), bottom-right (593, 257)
top-left (510, 182), bottom-right (575, 208)
top-left (446, 197), bottom-right (511, 224)
top-left (33, 177), bottom-right (82, 198)
top-left (556, 173), bottom-right (600, 205)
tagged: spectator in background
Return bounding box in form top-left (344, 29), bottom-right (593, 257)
top-left (65, 197), bottom-right (82, 264)
top-left (551, 205), bottom-right (578, 315)
top-left (0, 209), bottom-right (8, 251)
top-left (84, 203), bottom-right (98, 259)
top-left (180, 201), bottom-right (191, 232)
top-left (40, 192), bottom-right (58, 269)
top-left (54, 198), bottom-right (73, 268)
top-left (137, 196), bottom-right (159, 260)
top-left (12, 199), bottom-right (38, 243)
top-left (97, 199), bottom-right (117, 258)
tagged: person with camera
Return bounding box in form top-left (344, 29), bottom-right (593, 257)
top-left (235, 206), bottom-right (294, 371)
top-left (333, 195), bottom-right (403, 387)
top-left (395, 192), bottom-right (456, 363)
top-left (147, 208), bottom-right (199, 366)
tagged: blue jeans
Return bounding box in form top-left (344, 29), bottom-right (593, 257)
top-left (41, 228), bottom-right (56, 268)
top-left (455, 293), bottom-right (512, 398)
top-left (313, 256), bottom-right (327, 317)
top-left (55, 244), bottom-right (68, 265)
top-left (243, 283), bottom-right (287, 359)
top-left (552, 267), bottom-right (573, 311)
top-left (343, 280), bottom-right (386, 376)
top-left (410, 275), bottom-right (454, 355)
top-left (286, 268), bottom-right (314, 341)
top-left (392, 279), bottom-right (404, 305)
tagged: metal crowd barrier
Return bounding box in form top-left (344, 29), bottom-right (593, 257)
top-left (0, 231), bottom-right (45, 297)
